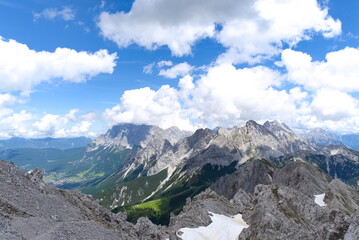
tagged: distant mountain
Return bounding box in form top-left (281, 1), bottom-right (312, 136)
top-left (85, 120), bottom-right (324, 224)
top-left (45, 123), bottom-right (191, 189)
top-left (341, 134), bottom-right (359, 150)
top-left (0, 147), bottom-right (85, 173)
top-left (89, 123), bottom-right (191, 150)
top-left (2, 120), bottom-right (359, 239)
top-left (0, 137), bottom-right (91, 151)
top-left (78, 120), bottom-right (359, 227)
top-left (304, 128), bottom-right (343, 146)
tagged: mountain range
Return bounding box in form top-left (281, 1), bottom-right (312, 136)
top-left (1, 121), bottom-right (359, 239)
top-left (75, 121), bottom-right (359, 226)
top-left (0, 137), bottom-right (91, 151)
top-left (303, 128), bottom-right (359, 150)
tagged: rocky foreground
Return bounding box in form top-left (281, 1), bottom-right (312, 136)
top-left (0, 160), bottom-right (167, 240)
top-left (1, 158), bottom-right (359, 240)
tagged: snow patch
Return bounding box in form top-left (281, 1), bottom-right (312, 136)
top-left (177, 212), bottom-right (249, 240)
top-left (314, 193), bottom-right (327, 207)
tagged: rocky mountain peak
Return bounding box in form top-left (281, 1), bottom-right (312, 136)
top-left (186, 128), bottom-right (215, 149)
top-left (305, 128), bottom-right (343, 147)
top-left (263, 120), bottom-right (296, 135)
top-left (90, 123), bottom-right (191, 150)
top-left (244, 120), bottom-right (274, 137)
top-left (245, 119), bottom-right (261, 129)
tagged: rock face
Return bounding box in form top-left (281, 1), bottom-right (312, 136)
top-left (0, 160), bottom-right (168, 240)
top-left (89, 120), bottom-right (359, 224)
top-left (211, 159), bottom-right (275, 198)
top-left (305, 128), bottom-right (343, 147)
top-left (211, 159), bottom-right (333, 200)
top-left (121, 120), bottom-right (314, 184)
top-left (169, 189), bottom-right (242, 240)
top-left (345, 211), bottom-right (359, 240)
top-left (325, 179), bottom-right (359, 215)
top-left (272, 161), bottom-right (332, 197)
top-left (238, 184), bottom-right (349, 240)
top-left (171, 161), bottom-right (359, 240)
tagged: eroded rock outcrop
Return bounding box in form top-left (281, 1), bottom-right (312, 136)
top-left (0, 160), bottom-right (168, 240)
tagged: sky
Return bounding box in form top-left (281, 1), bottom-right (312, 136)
top-left (0, 0), bottom-right (358, 138)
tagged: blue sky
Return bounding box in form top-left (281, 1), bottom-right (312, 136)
top-left (0, 0), bottom-right (358, 138)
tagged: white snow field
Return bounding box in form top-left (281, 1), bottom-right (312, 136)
top-left (314, 193), bottom-right (327, 207)
top-left (177, 212), bottom-right (249, 240)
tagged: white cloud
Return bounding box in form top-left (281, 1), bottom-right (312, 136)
top-left (296, 115), bottom-right (359, 134)
top-left (157, 60), bottom-right (173, 68)
top-left (184, 64), bottom-right (297, 127)
top-left (65, 109), bottom-right (79, 122)
top-left (33, 114), bottom-right (63, 135)
top-left (143, 63), bottom-right (155, 74)
top-left (105, 63), bottom-right (300, 130)
top-left (104, 86), bottom-right (194, 130)
top-left (105, 59), bottom-right (359, 133)
top-left (0, 94), bottom-right (17, 106)
top-left (0, 36), bottom-right (117, 92)
top-left (309, 89), bottom-right (358, 120)
top-left (34, 7), bottom-right (75, 21)
top-left (0, 110), bottom-right (34, 138)
top-left (158, 62), bottom-right (193, 79)
top-left (282, 47), bottom-right (359, 92)
top-left (98, 0), bottom-right (340, 61)
top-left (0, 109), bottom-right (97, 138)
top-left (216, 0), bottom-right (341, 64)
top-left (81, 111), bottom-right (98, 121)
top-left (32, 110), bottom-right (96, 137)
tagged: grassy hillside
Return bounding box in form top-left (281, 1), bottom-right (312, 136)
top-left (50, 146), bottom-right (137, 189)
top-left (109, 161), bottom-right (238, 225)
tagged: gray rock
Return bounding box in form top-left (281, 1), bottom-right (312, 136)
top-left (135, 217), bottom-right (169, 240)
top-left (325, 179), bottom-right (359, 215)
top-left (0, 160), bottom-right (165, 240)
top-left (169, 189), bottom-right (240, 235)
top-left (305, 128), bottom-right (343, 147)
top-left (273, 160), bottom-right (332, 197)
top-left (345, 211), bottom-right (359, 240)
top-left (211, 159), bottom-right (274, 198)
top-left (239, 184), bottom-right (349, 240)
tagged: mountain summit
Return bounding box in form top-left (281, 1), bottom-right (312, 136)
top-left (304, 128), bottom-right (343, 147)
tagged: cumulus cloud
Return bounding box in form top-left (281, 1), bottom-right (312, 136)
top-left (32, 110), bottom-right (96, 137)
top-left (104, 86), bottom-right (194, 130)
top-left (104, 55), bottom-right (359, 133)
top-left (0, 110), bottom-right (34, 138)
top-left (309, 89), bottom-right (359, 120)
top-left (0, 37), bottom-right (117, 92)
top-left (157, 60), bottom-right (173, 68)
top-left (104, 63), bottom-right (302, 130)
top-left (34, 7), bottom-right (75, 21)
top-left (158, 62), bottom-right (194, 79)
top-left (143, 60), bottom-right (191, 78)
top-left (0, 94), bottom-right (17, 106)
top-left (98, 0), bottom-right (340, 61)
top-left (183, 64), bottom-right (298, 127)
top-left (282, 47), bottom-right (359, 92)
top-left (0, 109), bottom-right (97, 138)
